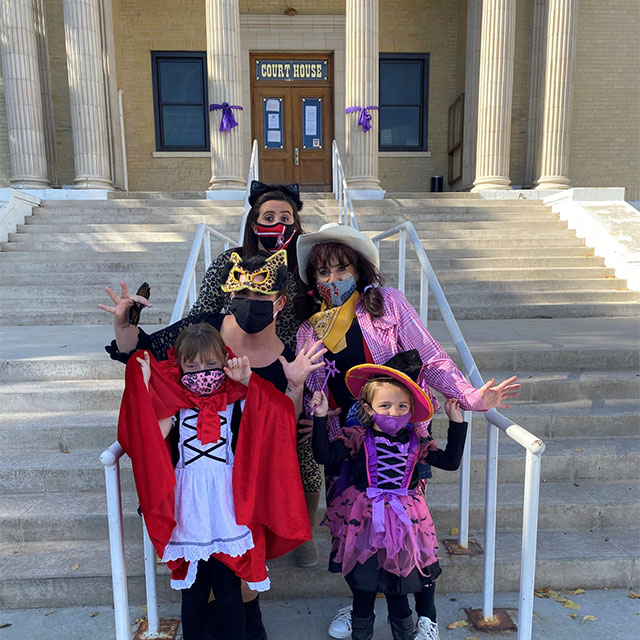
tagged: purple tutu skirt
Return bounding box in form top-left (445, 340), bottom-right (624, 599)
top-left (325, 484), bottom-right (438, 578)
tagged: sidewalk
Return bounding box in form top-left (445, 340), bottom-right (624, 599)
top-left (2, 589), bottom-right (639, 639)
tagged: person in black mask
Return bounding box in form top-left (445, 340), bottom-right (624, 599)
top-left (188, 180), bottom-right (306, 354)
top-left (101, 250), bottom-right (326, 640)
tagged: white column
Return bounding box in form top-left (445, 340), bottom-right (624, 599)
top-left (536, 0), bottom-right (578, 190)
top-left (472, 0), bottom-right (516, 191)
top-left (345, 0), bottom-right (384, 197)
top-left (523, 0), bottom-right (546, 188)
top-left (62, 0), bottom-right (113, 189)
top-left (206, 0), bottom-right (245, 194)
top-left (33, 0), bottom-right (59, 187)
top-left (461, 0), bottom-right (483, 191)
top-left (0, 0), bottom-right (50, 188)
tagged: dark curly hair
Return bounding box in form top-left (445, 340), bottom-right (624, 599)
top-left (294, 242), bottom-right (384, 321)
top-left (241, 191), bottom-right (305, 273)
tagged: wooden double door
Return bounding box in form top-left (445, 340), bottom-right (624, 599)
top-left (251, 54), bottom-right (333, 189)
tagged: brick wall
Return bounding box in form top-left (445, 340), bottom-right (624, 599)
top-left (570, 0), bottom-right (640, 199)
top-left (4, 0), bottom-right (634, 195)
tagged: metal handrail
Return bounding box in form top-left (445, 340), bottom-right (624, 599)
top-left (372, 220), bottom-right (544, 640)
top-left (331, 140), bottom-right (359, 230)
top-left (170, 223), bottom-right (237, 323)
top-left (238, 139), bottom-right (259, 244)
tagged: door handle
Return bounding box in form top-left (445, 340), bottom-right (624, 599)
top-left (294, 147), bottom-right (299, 166)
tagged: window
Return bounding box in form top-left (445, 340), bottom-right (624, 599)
top-left (151, 52), bottom-right (209, 151)
top-left (379, 54), bottom-right (429, 151)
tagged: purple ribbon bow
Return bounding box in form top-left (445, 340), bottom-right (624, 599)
top-left (209, 102), bottom-right (243, 132)
top-left (345, 105), bottom-right (379, 132)
top-left (366, 487), bottom-right (413, 533)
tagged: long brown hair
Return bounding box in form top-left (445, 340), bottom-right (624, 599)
top-left (294, 241), bottom-right (385, 320)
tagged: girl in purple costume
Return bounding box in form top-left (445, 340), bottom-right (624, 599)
top-left (311, 350), bottom-right (467, 640)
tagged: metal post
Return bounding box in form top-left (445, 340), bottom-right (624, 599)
top-left (458, 410), bottom-right (472, 548)
top-left (517, 450), bottom-right (542, 640)
top-left (398, 228), bottom-right (406, 293)
top-left (189, 273), bottom-right (197, 309)
top-left (142, 519), bottom-right (159, 637)
top-left (482, 420), bottom-right (500, 620)
top-left (103, 459), bottom-right (131, 640)
top-left (204, 230), bottom-right (212, 274)
top-left (419, 267), bottom-right (429, 326)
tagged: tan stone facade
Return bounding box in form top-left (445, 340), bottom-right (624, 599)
top-left (0, 0), bottom-right (637, 196)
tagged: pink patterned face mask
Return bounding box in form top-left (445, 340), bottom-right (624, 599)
top-left (181, 368), bottom-right (226, 396)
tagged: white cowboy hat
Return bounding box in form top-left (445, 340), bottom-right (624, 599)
top-left (296, 223), bottom-right (380, 284)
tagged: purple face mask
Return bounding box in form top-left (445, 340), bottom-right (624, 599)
top-left (371, 411), bottom-right (412, 436)
top-left (181, 368), bottom-right (225, 396)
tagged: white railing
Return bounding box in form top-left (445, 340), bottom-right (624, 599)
top-left (100, 151), bottom-right (260, 639)
top-left (331, 140), bottom-right (359, 229)
top-left (372, 220), bottom-right (544, 640)
top-left (238, 139), bottom-right (260, 244)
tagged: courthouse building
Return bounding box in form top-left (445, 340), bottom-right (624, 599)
top-left (1, 0), bottom-right (638, 198)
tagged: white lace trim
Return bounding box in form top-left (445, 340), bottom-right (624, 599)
top-left (245, 576), bottom-right (271, 592)
top-left (162, 529), bottom-right (254, 565)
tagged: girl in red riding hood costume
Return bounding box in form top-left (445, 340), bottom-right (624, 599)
top-left (117, 321), bottom-right (310, 640)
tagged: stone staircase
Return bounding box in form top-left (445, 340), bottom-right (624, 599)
top-left (0, 194), bottom-right (638, 610)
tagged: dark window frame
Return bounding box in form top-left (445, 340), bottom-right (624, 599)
top-left (378, 53), bottom-right (430, 152)
top-left (151, 51), bottom-right (210, 152)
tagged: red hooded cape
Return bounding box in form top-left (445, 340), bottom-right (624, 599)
top-left (117, 349), bottom-right (311, 584)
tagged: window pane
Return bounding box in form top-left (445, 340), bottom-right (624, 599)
top-left (380, 106), bottom-right (421, 148)
top-left (159, 60), bottom-right (203, 104)
top-left (380, 62), bottom-right (422, 105)
top-left (162, 105), bottom-right (205, 147)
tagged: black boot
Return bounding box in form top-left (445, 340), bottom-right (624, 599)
top-left (389, 614), bottom-right (414, 640)
top-left (351, 614), bottom-right (375, 640)
top-left (244, 595), bottom-right (268, 640)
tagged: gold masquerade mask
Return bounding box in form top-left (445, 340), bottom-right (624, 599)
top-left (221, 250), bottom-right (288, 295)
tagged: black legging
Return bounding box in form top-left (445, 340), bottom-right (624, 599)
top-left (413, 584), bottom-right (437, 621)
top-left (181, 557), bottom-right (245, 640)
top-left (351, 587), bottom-right (411, 620)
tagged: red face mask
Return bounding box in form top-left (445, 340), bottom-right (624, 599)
top-left (254, 222), bottom-right (298, 252)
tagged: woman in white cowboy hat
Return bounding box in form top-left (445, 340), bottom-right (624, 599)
top-left (294, 222), bottom-right (520, 640)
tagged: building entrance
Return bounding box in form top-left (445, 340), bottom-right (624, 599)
top-left (250, 53), bottom-right (333, 189)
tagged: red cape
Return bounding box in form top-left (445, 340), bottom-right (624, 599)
top-left (117, 350), bottom-right (311, 583)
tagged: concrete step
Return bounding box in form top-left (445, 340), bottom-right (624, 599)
top-left (2, 369), bottom-right (636, 413)
top-left (0, 309), bottom-right (171, 326)
top-left (1, 436), bottom-right (637, 495)
top-left (0, 411), bottom-right (119, 451)
top-left (0, 527), bottom-right (636, 608)
top-left (438, 302), bottom-right (640, 320)
top-left (2, 479), bottom-right (637, 545)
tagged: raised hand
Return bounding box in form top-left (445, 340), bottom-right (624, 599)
top-left (136, 351), bottom-right (151, 389)
top-left (279, 339), bottom-right (327, 390)
top-left (224, 355), bottom-right (252, 386)
top-left (478, 375), bottom-right (520, 410)
top-left (98, 281), bottom-right (150, 326)
top-left (310, 391), bottom-right (329, 417)
top-left (444, 398), bottom-right (463, 422)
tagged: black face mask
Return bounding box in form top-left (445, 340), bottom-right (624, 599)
top-left (229, 297), bottom-right (275, 334)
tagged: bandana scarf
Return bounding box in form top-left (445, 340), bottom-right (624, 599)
top-left (308, 290), bottom-right (360, 354)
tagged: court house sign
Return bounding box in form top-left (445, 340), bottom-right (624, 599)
top-left (255, 60), bottom-right (329, 81)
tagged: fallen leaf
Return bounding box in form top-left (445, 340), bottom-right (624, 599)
top-left (44, 611), bottom-right (55, 616)
top-left (450, 527), bottom-right (459, 535)
top-left (59, 444), bottom-right (70, 454)
top-left (447, 620), bottom-right (469, 629)
top-left (71, 564), bottom-right (80, 571)
top-left (89, 612), bottom-right (99, 618)
top-left (0, 623), bottom-right (12, 629)
top-left (465, 636), bottom-right (479, 640)
top-left (561, 599), bottom-right (581, 610)
top-left (564, 588), bottom-right (586, 595)
top-left (574, 448), bottom-right (583, 452)
top-left (569, 614), bottom-right (577, 619)
top-left (628, 592), bottom-right (640, 599)
top-left (582, 615), bottom-right (598, 624)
